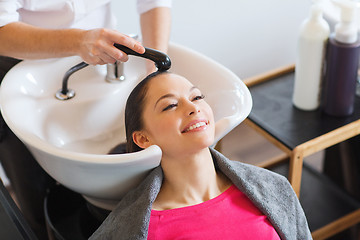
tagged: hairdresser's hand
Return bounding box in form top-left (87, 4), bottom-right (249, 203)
top-left (80, 28), bottom-right (145, 65)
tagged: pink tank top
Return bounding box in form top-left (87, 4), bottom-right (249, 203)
top-left (148, 185), bottom-right (280, 239)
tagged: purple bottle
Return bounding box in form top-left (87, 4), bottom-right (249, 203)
top-left (322, 0), bottom-right (360, 117)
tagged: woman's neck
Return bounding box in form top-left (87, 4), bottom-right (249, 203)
top-left (152, 148), bottom-right (231, 210)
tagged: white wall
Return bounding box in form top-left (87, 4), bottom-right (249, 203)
top-left (113, 0), bottom-right (312, 79)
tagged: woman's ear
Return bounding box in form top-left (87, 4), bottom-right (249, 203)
top-left (132, 131), bottom-right (152, 149)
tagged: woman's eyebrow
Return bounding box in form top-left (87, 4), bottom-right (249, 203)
top-left (190, 86), bottom-right (199, 92)
top-left (154, 93), bottom-right (176, 109)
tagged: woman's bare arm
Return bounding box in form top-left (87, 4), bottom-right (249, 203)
top-left (0, 22), bottom-right (145, 65)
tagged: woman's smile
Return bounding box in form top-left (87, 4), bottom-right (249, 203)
top-left (181, 120), bottom-right (209, 133)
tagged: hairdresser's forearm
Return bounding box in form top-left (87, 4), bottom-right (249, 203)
top-left (0, 22), bottom-right (145, 65)
top-left (140, 7), bottom-right (171, 53)
top-left (0, 22), bottom-right (84, 59)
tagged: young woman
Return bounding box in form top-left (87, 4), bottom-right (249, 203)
top-left (90, 72), bottom-right (312, 240)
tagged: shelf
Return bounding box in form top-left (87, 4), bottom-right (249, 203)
top-left (248, 72), bottom-right (360, 150)
top-left (271, 162), bottom-right (360, 232)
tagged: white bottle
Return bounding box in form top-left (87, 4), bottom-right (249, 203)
top-left (292, 1), bottom-right (330, 111)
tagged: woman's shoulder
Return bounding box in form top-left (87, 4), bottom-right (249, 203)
top-left (209, 148), bottom-right (312, 239)
top-left (210, 148), bottom-right (297, 210)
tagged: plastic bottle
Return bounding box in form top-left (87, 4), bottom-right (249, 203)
top-left (292, 0), bottom-right (330, 111)
top-left (322, 0), bottom-right (360, 116)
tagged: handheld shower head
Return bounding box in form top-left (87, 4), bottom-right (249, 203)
top-left (114, 44), bottom-right (171, 71)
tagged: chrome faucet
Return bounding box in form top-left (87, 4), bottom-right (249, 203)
top-left (55, 44), bottom-right (171, 100)
top-left (106, 61), bottom-right (125, 82)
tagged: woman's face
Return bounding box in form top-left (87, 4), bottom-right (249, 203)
top-left (133, 73), bottom-right (215, 158)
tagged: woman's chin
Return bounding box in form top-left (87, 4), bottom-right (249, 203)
top-left (186, 139), bottom-right (214, 152)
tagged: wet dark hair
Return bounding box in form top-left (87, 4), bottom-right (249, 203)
top-left (125, 71), bottom-right (169, 153)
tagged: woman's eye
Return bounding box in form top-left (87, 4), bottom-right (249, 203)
top-left (192, 94), bottom-right (205, 101)
top-left (162, 103), bottom-right (178, 111)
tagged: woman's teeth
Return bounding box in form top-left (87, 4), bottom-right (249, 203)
top-left (184, 122), bottom-right (206, 132)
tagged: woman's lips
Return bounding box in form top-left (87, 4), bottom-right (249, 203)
top-left (181, 120), bottom-right (209, 133)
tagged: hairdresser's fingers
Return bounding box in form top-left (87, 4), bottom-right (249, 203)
top-left (80, 28), bottom-right (143, 65)
top-left (82, 53), bottom-right (107, 65)
top-left (79, 29), bottom-right (123, 65)
top-left (79, 29), bottom-right (109, 64)
top-left (105, 32), bottom-right (144, 63)
top-left (107, 31), bottom-right (145, 55)
top-left (100, 52), bottom-right (121, 64)
top-left (101, 42), bottom-right (129, 63)
top-left (83, 51), bottom-right (124, 65)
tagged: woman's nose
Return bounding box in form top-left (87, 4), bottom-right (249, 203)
top-left (188, 102), bottom-right (200, 116)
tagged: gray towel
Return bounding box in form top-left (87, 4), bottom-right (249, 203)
top-left (89, 148), bottom-right (312, 240)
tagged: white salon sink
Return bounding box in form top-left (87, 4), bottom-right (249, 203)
top-left (0, 43), bottom-right (252, 210)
